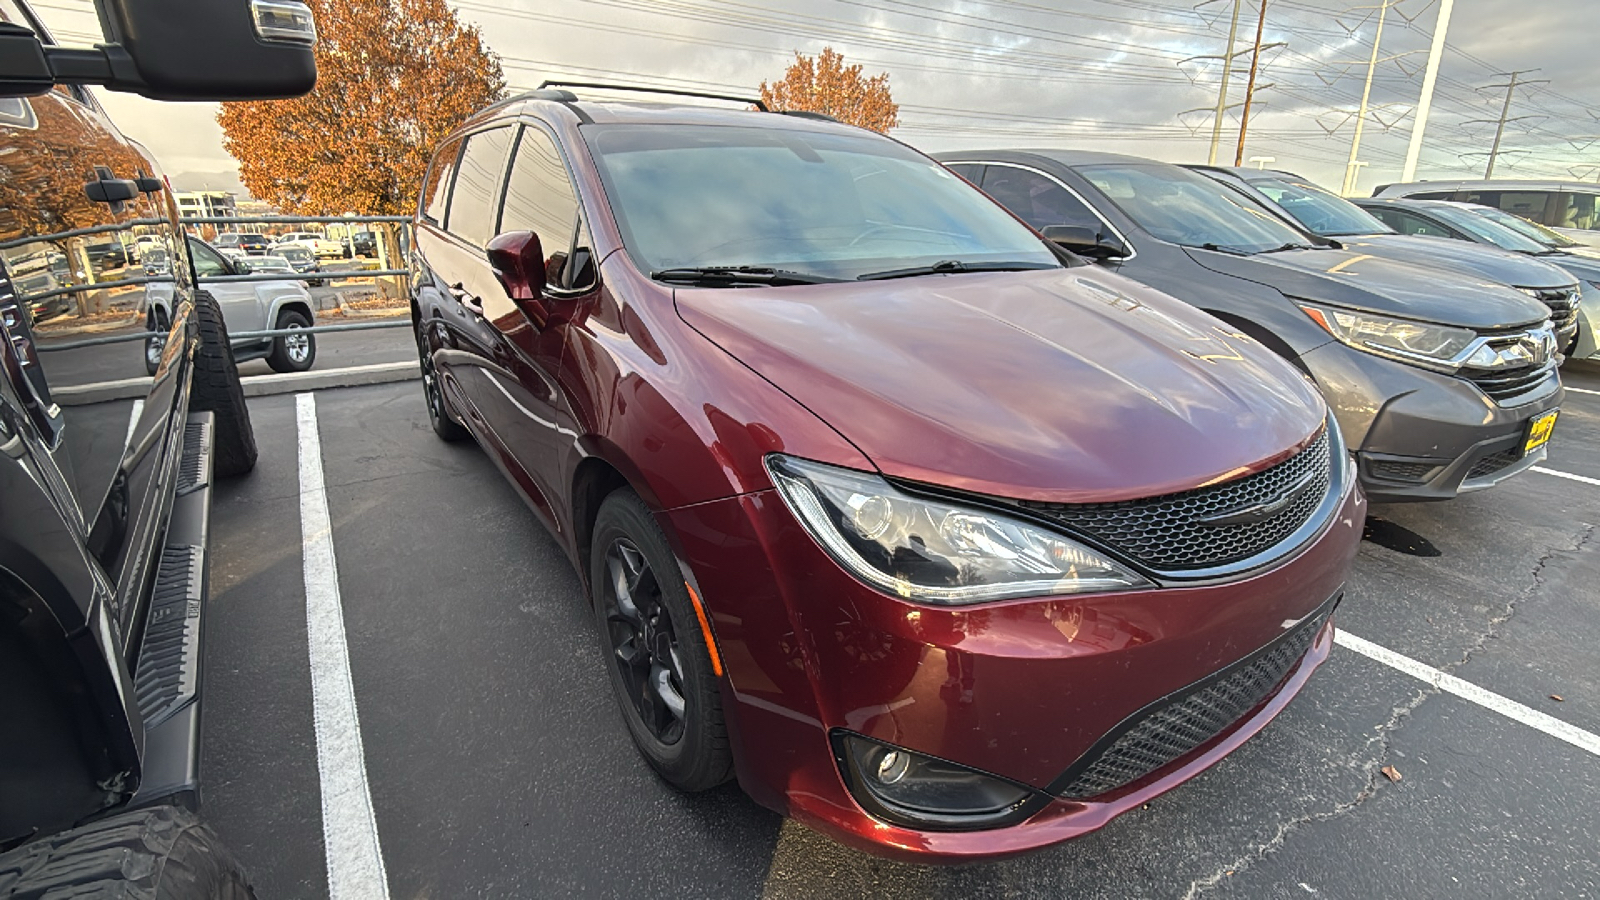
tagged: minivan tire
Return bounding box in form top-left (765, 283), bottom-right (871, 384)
top-left (590, 489), bottom-right (732, 792)
top-left (0, 806), bottom-right (256, 899)
top-left (190, 290), bottom-right (258, 477)
top-left (418, 330), bottom-right (470, 442)
top-left (266, 310), bottom-right (315, 374)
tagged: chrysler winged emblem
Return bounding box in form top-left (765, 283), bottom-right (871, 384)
top-left (1196, 470), bottom-right (1318, 527)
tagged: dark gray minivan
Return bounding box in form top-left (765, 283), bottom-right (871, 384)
top-left (936, 150), bottom-right (1563, 502)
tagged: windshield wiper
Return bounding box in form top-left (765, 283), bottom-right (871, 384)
top-left (651, 266), bottom-right (841, 286)
top-left (1199, 242), bottom-right (1250, 256)
top-left (856, 260), bottom-right (1056, 281)
top-left (1257, 242), bottom-right (1322, 254)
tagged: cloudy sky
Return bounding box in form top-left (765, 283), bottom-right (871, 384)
top-left (33, 0), bottom-right (1599, 196)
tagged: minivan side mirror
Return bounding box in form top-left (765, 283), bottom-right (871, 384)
top-left (486, 231), bottom-right (547, 304)
top-left (1042, 224), bottom-right (1130, 260)
top-left (0, 0), bottom-right (316, 100)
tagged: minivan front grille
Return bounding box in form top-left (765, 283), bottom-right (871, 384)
top-left (1018, 429), bottom-right (1331, 572)
top-left (1051, 601), bottom-right (1333, 800)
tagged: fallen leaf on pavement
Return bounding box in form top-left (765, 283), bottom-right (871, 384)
top-left (1380, 765), bottom-right (1402, 783)
top-left (1551, 694), bottom-right (1565, 702)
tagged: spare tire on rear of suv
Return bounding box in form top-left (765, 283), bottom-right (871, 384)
top-left (188, 290), bottom-right (258, 477)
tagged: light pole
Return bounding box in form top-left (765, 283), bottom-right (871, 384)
top-left (1400, 0), bottom-right (1454, 182)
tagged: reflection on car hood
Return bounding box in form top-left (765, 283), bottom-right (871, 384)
top-left (1544, 252), bottom-right (1600, 286)
top-left (1184, 246), bottom-right (1550, 329)
top-left (1337, 234), bottom-right (1575, 290)
top-left (676, 268), bottom-right (1325, 503)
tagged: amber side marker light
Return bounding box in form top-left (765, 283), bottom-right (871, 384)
top-left (685, 583), bottom-right (724, 677)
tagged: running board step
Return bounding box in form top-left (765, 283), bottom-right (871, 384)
top-left (132, 543), bottom-right (204, 727)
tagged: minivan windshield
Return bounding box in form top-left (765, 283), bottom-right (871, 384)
top-left (1080, 163), bottom-right (1312, 254)
top-left (1424, 204), bottom-right (1549, 254)
top-left (1247, 176), bottom-right (1393, 237)
top-left (1470, 206), bottom-right (1583, 249)
top-left (583, 124), bottom-right (1059, 282)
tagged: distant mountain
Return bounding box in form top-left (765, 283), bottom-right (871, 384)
top-left (168, 170), bottom-right (248, 197)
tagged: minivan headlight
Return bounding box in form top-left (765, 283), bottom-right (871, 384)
top-left (767, 455), bottom-right (1149, 604)
top-left (1300, 304), bottom-right (1475, 371)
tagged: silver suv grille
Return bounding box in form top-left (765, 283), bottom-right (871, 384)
top-left (1018, 428), bottom-right (1331, 572)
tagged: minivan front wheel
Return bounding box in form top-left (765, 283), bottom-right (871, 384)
top-left (590, 489), bottom-right (732, 792)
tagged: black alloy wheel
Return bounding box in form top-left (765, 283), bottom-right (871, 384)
top-left (417, 327), bottom-right (468, 441)
top-left (589, 490), bottom-right (732, 791)
top-left (603, 537), bottom-right (688, 745)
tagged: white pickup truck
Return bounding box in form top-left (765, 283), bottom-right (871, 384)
top-left (272, 230), bottom-right (345, 259)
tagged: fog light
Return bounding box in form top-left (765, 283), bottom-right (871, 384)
top-left (836, 732), bottom-right (1038, 831)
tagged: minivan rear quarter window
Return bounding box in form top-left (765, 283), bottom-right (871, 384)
top-left (583, 124), bottom-right (1057, 281)
top-left (446, 127), bottom-right (514, 247)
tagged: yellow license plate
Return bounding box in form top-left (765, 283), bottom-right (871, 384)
top-left (1525, 409), bottom-right (1558, 455)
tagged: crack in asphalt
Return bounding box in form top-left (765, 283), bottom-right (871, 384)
top-left (1183, 522), bottom-right (1596, 899)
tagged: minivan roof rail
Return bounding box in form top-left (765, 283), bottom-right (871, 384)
top-left (536, 80), bottom-right (769, 111)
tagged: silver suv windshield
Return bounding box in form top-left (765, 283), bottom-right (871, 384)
top-left (1472, 206), bottom-right (1582, 249)
top-left (1426, 205), bottom-right (1549, 254)
top-left (583, 124), bottom-right (1059, 282)
top-left (1081, 163), bottom-right (1311, 254)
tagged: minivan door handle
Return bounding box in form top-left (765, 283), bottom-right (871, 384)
top-left (448, 283), bottom-right (483, 316)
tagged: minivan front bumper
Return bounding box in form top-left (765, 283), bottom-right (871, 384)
top-left (662, 467), bottom-right (1363, 862)
top-left (1299, 341), bottom-right (1562, 502)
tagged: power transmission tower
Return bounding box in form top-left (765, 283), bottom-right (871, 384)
top-left (1207, 0), bottom-right (1242, 166)
top-left (1341, 0), bottom-right (1398, 196)
top-left (1234, 0), bottom-right (1269, 166)
top-left (1465, 70), bottom-right (1549, 179)
top-left (1400, 0), bottom-right (1455, 182)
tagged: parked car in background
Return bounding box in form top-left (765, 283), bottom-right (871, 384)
top-left (348, 230), bottom-right (377, 256)
top-left (145, 238), bottom-right (317, 375)
top-left (277, 244), bottom-right (325, 285)
top-left (1356, 197), bottom-right (1600, 360)
top-left (274, 230), bottom-right (344, 259)
top-left (84, 240), bottom-right (127, 272)
top-left (937, 150), bottom-right (1562, 502)
top-left (0, 0), bottom-right (313, 890)
top-left (211, 231), bottom-right (270, 255)
top-left (1191, 166), bottom-right (1582, 352)
top-left (1372, 179), bottom-right (1600, 251)
top-left (141, 245), bottom-right (170, 275)
top-left (413, 86), bottom-right (1362, 862)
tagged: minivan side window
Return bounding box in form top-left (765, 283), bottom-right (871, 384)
top-left (499, 125), bottom-right (593, 292)
top-left (1386, 211), bottom-right (1455, 238)
top-left (980, 165), bottom-right (1099, 231)
top-left (422, 137), bottom-right (462, 225)
top-left (445, 127), bottom-right (514, 247)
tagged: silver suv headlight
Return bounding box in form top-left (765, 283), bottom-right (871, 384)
top-left (1300, 304), bottom-right (1554, 373)
top-left (767, 455), bottom-right (1150, 604)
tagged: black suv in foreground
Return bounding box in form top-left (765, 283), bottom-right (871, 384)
top-left (0, 0), bottom-right (314, 894)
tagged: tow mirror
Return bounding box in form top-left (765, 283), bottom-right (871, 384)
top-left (1042, 224), bottom-right (1129, 260)
top-left (486, 231), bottom-right (547, 305)
top-left (0, 0), bottom-right (316, 100)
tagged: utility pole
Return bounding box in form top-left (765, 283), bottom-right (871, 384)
top-left (1341, 0), bottom-right (1394, 196)
top-left (1475, 70), bottom-right (1546, 179)
top-left (1207, 0), bottom-right (1244, 165)
top-left (1400, 0), bottom-right (1454, 182)
top-left (1234, 0), bottom-right (1268, 166)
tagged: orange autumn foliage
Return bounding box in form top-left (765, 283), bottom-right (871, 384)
top-left (759, 47), bottom-right (899, 133)
top-left (217, 0), bottom-right (504, 215)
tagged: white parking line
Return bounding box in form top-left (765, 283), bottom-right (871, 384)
top-left (297, 393), bottom-right (391, 900)
top-left (1563, 386), bottom-right (1600, 397)
top-left (1532, 466), bottom-right (1600, 487)
top-left (1336, 630), bottom-right (1600, 758)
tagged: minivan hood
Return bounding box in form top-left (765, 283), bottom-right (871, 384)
top-left (1337, 234), bottom-right (1576, 291)
top-left (1185, 245), bottom-right (1551, 330)
top-left (676, 268), bottom-right (1325, 504)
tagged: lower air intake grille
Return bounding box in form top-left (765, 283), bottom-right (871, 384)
top-left (1466, 447), bottom-right (1522, 481)
top-left (1052, 603), bottom-right (1333, 800)
top-left (1368, 459), bottom-right (1438, 483)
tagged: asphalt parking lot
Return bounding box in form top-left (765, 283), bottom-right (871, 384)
top-left (197, 367), bottom-right (1600, 899)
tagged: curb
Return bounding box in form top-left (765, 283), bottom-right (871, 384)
top-left (56, 361), bottom-right (419, 405)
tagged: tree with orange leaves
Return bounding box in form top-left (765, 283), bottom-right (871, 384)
top-left (217, 0), bottom-right (504, 215)
top-left (759, 47), bottom-right (899, 133)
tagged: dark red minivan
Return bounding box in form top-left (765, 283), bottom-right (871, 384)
top-left (410, 84), bottom-right (1364, 862)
